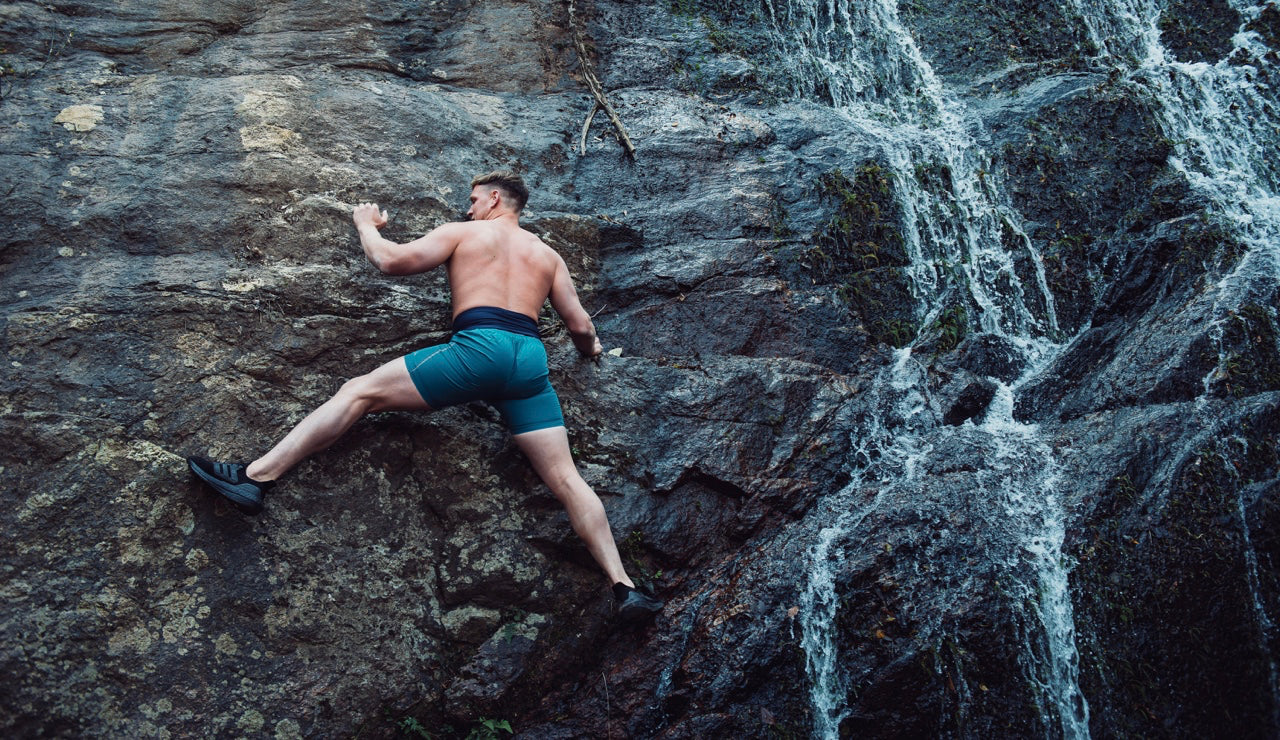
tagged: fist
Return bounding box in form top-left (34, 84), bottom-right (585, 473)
top-left (353, 202), bottom-right (388, 229)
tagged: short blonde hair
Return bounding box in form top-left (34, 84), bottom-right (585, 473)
top-left (471, 170), bottom-right (529, 212)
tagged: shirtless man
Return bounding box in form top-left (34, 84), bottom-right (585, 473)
top-left (188, 171), bottom-right (663, 623)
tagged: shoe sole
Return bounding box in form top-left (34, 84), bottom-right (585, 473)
top-left (188, 460), bottom-right (264, 514)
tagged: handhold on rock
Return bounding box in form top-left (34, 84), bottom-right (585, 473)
top-left (54, 104), bottom-right (104, 132)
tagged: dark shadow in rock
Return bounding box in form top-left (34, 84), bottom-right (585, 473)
top-left (943, 379), bottom-right (998, 426)
top-left (953, 333), bottom-right (1027, 383)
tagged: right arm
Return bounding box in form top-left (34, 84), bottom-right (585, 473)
top-left (548, 254), bottom-right (602, 357)
top-left (353, 202), bottom-right (466, 276)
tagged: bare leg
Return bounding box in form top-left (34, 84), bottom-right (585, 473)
top-left (513, 426), bottom-right (634, 587)
top-left (246, 357), bottom-right (430, 481)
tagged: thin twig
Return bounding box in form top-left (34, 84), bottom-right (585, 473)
top-left (568, 0), bottom-right (636, 158)
top-left (580, 102), bottom-right (601, 155)
top-left (602, 669), bottom-right (611, 740)
top-left (0, 30), bottom-right (72, 104)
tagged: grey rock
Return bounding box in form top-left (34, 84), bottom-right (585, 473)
top-left (2, 0), bottom-right (1278, 737)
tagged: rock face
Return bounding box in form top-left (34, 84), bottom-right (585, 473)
top-left (2, 0), bottom-right (1277, 737)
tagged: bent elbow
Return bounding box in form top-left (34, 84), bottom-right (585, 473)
top-left (372, 253), bottom-right (407, 275)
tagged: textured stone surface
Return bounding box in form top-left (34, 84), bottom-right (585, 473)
top-left (2, 0), bottom-right (1278, 737)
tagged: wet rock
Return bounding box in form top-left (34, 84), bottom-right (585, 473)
top-left (445, 613), bottom-right (549, 717)
top-left (1249, 2), bottom-right (1280, 49)
top-left (943, 379), bottom-right (999, 426)
top-left (1066, 398), bottom-right (1280, 738)
top-left (995, 80), bottom-right (1185, 334)
top-left (2, 0), bottom-right (1279, 737)
top-left (952, 332), bottom-right (1027, 383)
top-left (1158, 0), bottom-right (1243, 64)
top-left (899, 0), bottom-right (1096, 82)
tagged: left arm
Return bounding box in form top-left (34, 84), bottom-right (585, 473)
top-left (353, 202), bottom-right (466, 276)
top-left (548, 253), bottom-right (602, 357)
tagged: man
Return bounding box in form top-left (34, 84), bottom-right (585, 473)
top-left (188, 171), bottom-right (663, 623)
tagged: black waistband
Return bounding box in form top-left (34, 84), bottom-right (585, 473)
top-left (451, 306), bottom-right (541, 339)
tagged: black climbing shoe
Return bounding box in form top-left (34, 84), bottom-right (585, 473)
top-left (613, 583), bottom-right (664, 624)
top-left (187, 456), bottom-right (273, 515)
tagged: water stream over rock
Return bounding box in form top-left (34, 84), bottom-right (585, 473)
top-left (1, 0), bottom-right (1277, 736)
top-left (755, 0), bottom-right (1091, 735)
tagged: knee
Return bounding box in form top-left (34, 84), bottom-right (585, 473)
top-left (543, 464), bottom-right (582, 495)
top-left (336, 374), bottom-right (379, 411)
top-left (551, 472), bottom-right (605, 519)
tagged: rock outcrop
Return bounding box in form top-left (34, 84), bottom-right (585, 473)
top-left (2, 0), bottom-right (1277, 737)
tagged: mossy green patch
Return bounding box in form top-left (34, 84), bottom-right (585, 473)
top-left (1212, 302), bottom-right (1280, 397)
top-left (800, 165), bottom-right (918, 347)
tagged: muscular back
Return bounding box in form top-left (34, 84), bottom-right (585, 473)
top-left (353, 195), bottom-right (597, 352)
top-left (447, 220), bottom-right (558, 321)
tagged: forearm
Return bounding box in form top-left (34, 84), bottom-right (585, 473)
top-left (357, 224), bottom-right (400, 273)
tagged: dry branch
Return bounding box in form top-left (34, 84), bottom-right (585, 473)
top-left (568, 0), bottom-right (636, 158)
top-left (580, 102), bottom-right (601, 155)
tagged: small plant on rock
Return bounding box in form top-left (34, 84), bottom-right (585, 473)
top-left (465, 717), bottom-right (514, 740)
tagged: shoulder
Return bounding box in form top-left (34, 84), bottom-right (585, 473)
top-left (429, 220), bottom-right (495, 249)
top-left (420, 220), bottom-right (473, 244)
top-left (516, 226), bottom-right (560, 259)
top-left (516, 223), bottom-right (549, 245)
top-left (434, 220), bottom-right (484, 237)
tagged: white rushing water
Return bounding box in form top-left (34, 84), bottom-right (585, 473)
top-left (753, 0), bottom-right (1279, 735)
top-left (1067, 0), bottom-right (1280, 717)
top-left (980, 383), bottom-right (1091, 738)
top-left (760, 0), bottom-right (1062, 341)
top-left (1068, 0), bottom-right (1280, 350)
top-left (795, 350), bottom-right (930, 737)
top-left (754, 0), bottom-right (1091, 736)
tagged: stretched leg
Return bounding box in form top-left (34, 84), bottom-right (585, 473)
top-left (246, 357), bottom-right (430, 481)
top-left (513, 426), bottom-right (633, 587)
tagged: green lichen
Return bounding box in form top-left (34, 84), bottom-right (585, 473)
top-left (805, 165), bottom-right (916, 347)
top-left (769, 196), bottom-right (793, 240)
top-left (620, 530), bottom-right (664, 586)
top-left (929, 304), bottom-right (969, 354)
top-left (1211, 303), bottom-right (1280, 397)
top-left (813, 164), bottom-right (901, 267)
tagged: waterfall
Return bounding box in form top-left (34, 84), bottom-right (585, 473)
top-left (753, 0), bottom-right (1090, 736)
top-left (796, 350), bottom-right (932, 737)
top-left (747, 0), bottom-right (1279, 734)
top-left (760, 0), bottom-right (1061, 341)
top-left (1064, 0), bottom-right (1280, 718)
top-left (1067, 0), bottom-right (1280, 360)
top-left (979, 384), bottom-right (1091, 738)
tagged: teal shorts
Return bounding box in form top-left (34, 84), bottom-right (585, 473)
top-left (403, 328), bottom-right (565, 435)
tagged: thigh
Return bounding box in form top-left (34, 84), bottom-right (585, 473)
top-left (512, 425), bottom-right (574, 481)
top-left (363, 355), bottom-right (434, 413)
top-left (493, 379), bottom-right (564, 435)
